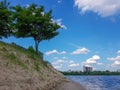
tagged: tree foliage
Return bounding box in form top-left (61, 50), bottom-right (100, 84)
top-left (12, 4), bottom-right (61, 54)
top-left (61, 70), bottom-right (120, 75)
top-left (0, 0), bottom-right (12, 39)
top-left (0, 1), bottom-right (62, 54)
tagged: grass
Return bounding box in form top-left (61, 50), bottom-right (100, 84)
top-left (5, 53), bottom-right (28, 69)
top-left (0, 41), bottom-right (56, 81)
top-left (34, 60), bottom-right (40, 71)
top-left (0, 41), bottom-right (49, 72)
top-left (0, 41), bottom-right (63, 87)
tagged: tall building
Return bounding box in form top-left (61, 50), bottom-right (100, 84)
top-left (83, 66), bottom-right (93, 72)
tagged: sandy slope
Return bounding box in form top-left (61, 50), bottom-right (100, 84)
top-left (0, 42), bottom-right (65, 90)
top-left (0, 42), bottom-right (85, 90)
top-left (0, 55), bottom-right (66, 90)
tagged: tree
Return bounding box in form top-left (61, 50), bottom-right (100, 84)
top-left (0, 0), bottom-right (12, 39)
top-left (12, 4), bottom-right (61, 54)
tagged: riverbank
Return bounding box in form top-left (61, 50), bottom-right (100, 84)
top-left (0, 41), bottom-right (65, 90)
top-left (0, 41), bottom-right (85, 90)
top-left (53, 79), bottom-right (85, 90)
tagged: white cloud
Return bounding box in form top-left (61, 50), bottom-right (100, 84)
top-left (53, 63), bottom-right (63, 69)
top-left (114, 61), bottom-right (120, 65)
top-left (69, 63), bottom-right (80, 67)
top-left (84, 64), bottom-right (92, 67)
top-left (52, 58), bottom-right (80, 68)
top-left (69, 60), bottom-right (74, 64)
top-left (52, 59), bottom-right (65, 65)
top-left (45, 50), bottom-right (67, 56)
top-left (45, 50), bottom-right (58, 56)
top-left (56, 19), bottom-right (67, 29)
top-left (59, 51), bottom-right (67, 54)
top-left (117, 50), bottom-right (120, 54)
top-left (97, 63), bottom-right (103, 65)
top-left (86, 60), bottom-right (96, 64)
top-left (108, 55), bottom-right (120, 67)
top-left (54, 65), bottom-right (62, 69)
top-left (84, 55), bottom-right (101, 65)
top-left (74, 0), bottom-right (120, 17)
top-left (71, 48), bottom-right (90, 55)
top-left (111, 61), bottom-right (120, 67)
top-left (51, 19), bottom-right (67, 29)
top-left (107, 56), bottom-right (120, 61)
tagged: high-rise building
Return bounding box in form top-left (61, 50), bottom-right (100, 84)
top-left (83, 66), bottom-right (93, 72)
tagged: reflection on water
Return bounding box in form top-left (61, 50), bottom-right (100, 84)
top-left (67, 76), bottom-right (120, 90)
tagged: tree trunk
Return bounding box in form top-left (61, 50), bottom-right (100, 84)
top-left (35, 40), bottom-right (39, 54)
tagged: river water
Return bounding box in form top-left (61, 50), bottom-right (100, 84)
top-left (67, 76), bottom-right (120, 90)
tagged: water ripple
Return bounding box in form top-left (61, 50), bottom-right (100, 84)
top-left (66, 76), bottom-right (120, 90)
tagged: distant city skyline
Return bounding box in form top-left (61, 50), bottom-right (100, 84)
top-left (3, 0), bottom-right (120, 71)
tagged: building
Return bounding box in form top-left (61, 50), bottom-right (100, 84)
top-left (83, 66), bottom-right (93, 72)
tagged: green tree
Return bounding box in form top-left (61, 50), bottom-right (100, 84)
top-left (0, 0), bottom-right (12, 39)
top-left (12, 4), bottom-right (61, 54)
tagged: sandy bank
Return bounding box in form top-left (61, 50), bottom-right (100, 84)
top-left (52, 79), bottom-right (86, 90)
top-left (0, 42), bottom-right (85, 90)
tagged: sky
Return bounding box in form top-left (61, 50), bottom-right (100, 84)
top-left (2, 0), bottom-right (120, 71)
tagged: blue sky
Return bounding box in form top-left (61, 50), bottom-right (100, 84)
top-left (2, 0), bottom-right (120, 71)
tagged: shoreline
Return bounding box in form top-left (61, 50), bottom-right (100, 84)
top-left (52, 79), bottom-right (86, 90)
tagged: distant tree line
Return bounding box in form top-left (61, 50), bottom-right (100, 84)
top-left (0, 0), bottom-right (62, 54)
top-left (61, 70), bottom-right (120, 75)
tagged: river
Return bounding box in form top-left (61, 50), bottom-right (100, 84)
top-left (67, 76), bottom-right (120, 90)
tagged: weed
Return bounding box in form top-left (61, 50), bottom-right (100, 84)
top-left (34, 61), bottom-right (40, 71)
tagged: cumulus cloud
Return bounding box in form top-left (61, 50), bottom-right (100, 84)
top-left (86, 60), bottom-right (96, 64)
top-left (71, 48), bottom-right (90, 55)
top-left (52, 59), bottom-right (65, 65)
top-left (114, 61), bottom-right (120, 65)
top-left (45, 50), bottom-right (66, 56)
top-left (107, 56), bottom-right (120, 61)
top-left (74, 0), bottom-right (120, 17)
top-left (83, 55), bottom-right (101, 66)
top-left (52, 58), bottom-right (80, 68)
top-left (69, 63), bottom-right (80, 67)
top-left (117, 50), bottom-right (120, 54)
top-left (86, 55), bottom-right (100, 64)
top-left (108, 55), bottom-right (120, 67)
top-left (111, 61), bottom-right (120, 67)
